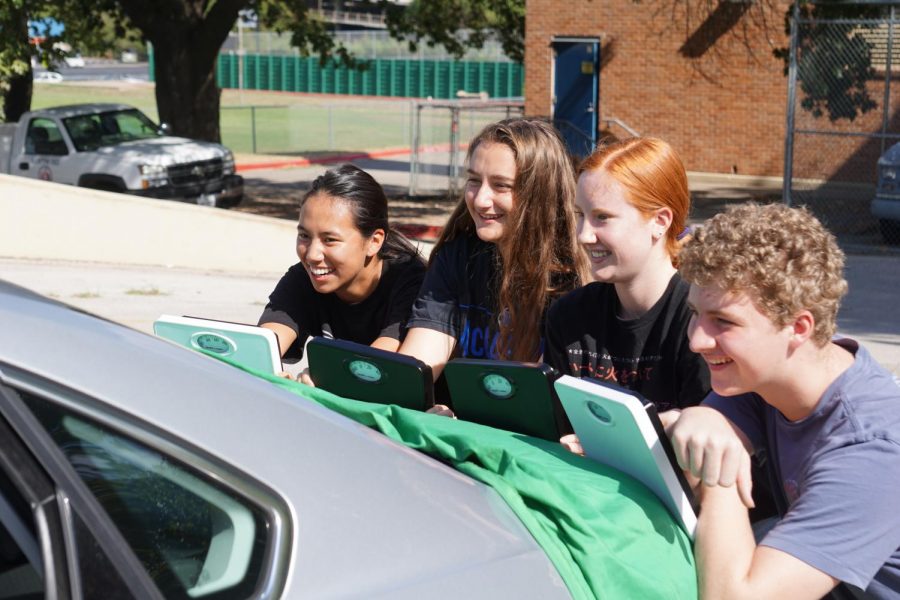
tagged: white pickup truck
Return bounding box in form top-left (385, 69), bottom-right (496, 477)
top-left (0, 103), bottom-right (243, 207)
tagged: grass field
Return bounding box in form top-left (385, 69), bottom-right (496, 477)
top-left (31, 82), bottom-right (501, 156)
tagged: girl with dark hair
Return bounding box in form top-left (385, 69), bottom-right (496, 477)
top-left (544, 137), bottom-right (710, 440)
top-left (259, 164), bottom-right (425, 365)
top-left (399, 118), bottom-right (588, 415)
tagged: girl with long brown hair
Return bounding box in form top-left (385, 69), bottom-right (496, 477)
top-left (544, 137), bottom-right (710, 438)
top-left (399, 118), bottom-right (587, 413)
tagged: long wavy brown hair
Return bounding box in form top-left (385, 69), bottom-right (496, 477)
top-left (431, 118), bottom-right (588, 361)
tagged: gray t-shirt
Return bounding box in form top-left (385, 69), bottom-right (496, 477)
top-left (704, 338), bottom-right (900, 598)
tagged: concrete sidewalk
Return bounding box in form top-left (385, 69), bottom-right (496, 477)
top-left (2, 251), bottom-right (897, 378)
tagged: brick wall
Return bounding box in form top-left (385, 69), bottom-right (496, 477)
top-left (525, 0), bottom-right (793, 176)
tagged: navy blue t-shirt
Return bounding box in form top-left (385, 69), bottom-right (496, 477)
top-left (407, 235), bottom-right (503, 359)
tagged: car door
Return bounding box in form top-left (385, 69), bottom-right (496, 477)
top-left (0, 379), bottom-right (162, 600)
top-left (13, 117), bottom-right (76, 184)
top-left (0, 368), bottom-right (290, 599)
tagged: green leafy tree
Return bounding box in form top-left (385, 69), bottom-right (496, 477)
top-left (1, 0), bottom-right (105, 122)
top-left (2, 0), bottom-right (524, 139)
top-left (0, 0), bottom-right (33, 122)
top-left (775, 1), bottom-right (884, 122)
top-left (378, 0), bottom-right (525, 63)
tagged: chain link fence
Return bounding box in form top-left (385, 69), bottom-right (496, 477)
top-left (220, 98), bottom-right (525, 198)
top-left (222, 30), bottom-right (514, 62)
top-left (785, 4), bottom-right (900, 245)
top-left (221, 99), bottom-right (413, 155)
top-left (409, 99), bottom-right (524, 197)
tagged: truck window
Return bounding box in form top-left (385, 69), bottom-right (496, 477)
top-left (63, 109), bottom-right (161, 151)
top-left (25, 118), bottom-right (68, 156)
top-left (65, 116), bottom-right (104, 152)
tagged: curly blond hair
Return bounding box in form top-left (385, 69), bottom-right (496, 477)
top-left (679, 203), bottom-right (848, 345)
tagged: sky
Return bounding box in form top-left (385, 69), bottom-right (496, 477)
top-left (28, 17), bottom-right (65, 39)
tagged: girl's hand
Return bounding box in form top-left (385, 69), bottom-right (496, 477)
top-left (298, 368), bottom-right (315, 387)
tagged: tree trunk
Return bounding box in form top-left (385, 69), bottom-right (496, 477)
top-left (117, 0), bottom-right (245, 143)
top-left (3, 4), bottom-right (32, 123)
top-left (153, 36), bottom-right (222, 142)
top-left (3, 69), bottom-right (33, 123)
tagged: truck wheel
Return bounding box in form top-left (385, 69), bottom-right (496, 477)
top-left (217, 195), bottom-right (243, 209)
top-left (880, 219), bottom-right (900, 245)
top-left (84, 182), bottom-right (123, 193)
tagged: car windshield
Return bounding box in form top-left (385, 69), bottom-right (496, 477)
top-left (63, 109), bottom-right (162, 151)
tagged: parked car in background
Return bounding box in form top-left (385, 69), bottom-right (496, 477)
top-left (63, 52), bottom-right (85, 68)
top-left (873, 142), bottom-right (900, 244)
top-left (0, 280), bottom-right (569, 598)
top-left (0, 103), bottom-right (242, 208)
top-left (33, 71), bottom-right (64, 83)
top-left (120, 49), bottom-right (139, 63)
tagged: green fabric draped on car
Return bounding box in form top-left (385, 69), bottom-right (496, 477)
top-left (244, 365), bottom-right (698, 599)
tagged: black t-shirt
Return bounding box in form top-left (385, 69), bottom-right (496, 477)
top-left (407, 235), bottom-right (503, 359)
top-left (544, 273), bottom-right (710, 415)
top-left (258, 253), bottom-right (426, 359)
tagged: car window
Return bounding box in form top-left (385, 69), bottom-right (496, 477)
top-left (0, 469), bottom-right (44, 599)
top-left (23, 394), bottom-right (269, 599)
top-left (25, 118), bottom-right (68, 156)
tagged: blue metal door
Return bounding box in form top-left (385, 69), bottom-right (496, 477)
top-left (553, 39), bottom-right (599, 158)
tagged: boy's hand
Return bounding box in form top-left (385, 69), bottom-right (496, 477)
top-left (560, 433), bottom-right (584, 455)
top-left (427, 404), bottom-right (456, 418)
top-left (668, 406), bottom-right (755, 508)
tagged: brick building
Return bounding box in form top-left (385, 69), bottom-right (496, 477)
top-left (524, 0), bottom-right (793, 177)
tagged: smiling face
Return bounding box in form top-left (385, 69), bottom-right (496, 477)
top-left (296, 193), bottom-right (383, 303)
top-left (687, 284), bottom-right (794, 398)
top-left (575, 169), bottom-right (666, 283)
top-left (464, 142), bottom-right (517, 243)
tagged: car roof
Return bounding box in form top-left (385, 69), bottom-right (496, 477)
top-left (0, 279), bottom-right (567, 598)
top-left (26, 103), bottom-right (135, 119)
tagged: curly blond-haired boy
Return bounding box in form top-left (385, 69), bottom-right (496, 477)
top-left (669, 203), bottom-right (900, 599)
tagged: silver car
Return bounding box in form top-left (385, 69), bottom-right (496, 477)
top-left (0, 280), bottom-right (568, 599)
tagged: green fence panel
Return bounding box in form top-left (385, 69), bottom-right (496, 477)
top-left (291, 56), bottom-right (306, 92)
top-left (243, 55), bottom-right (253, 89)
top-left (335, 61), bottom-right (348, 94)
top-left (462, 62), bottom-right (478, 92)
top-left (214, 51), bottom-right (522, 98)
top-left (359, 61), bottom-right (372, 96)
top-left (308, 59), bottom-right (319, 93)
top-left (215, 55), bottom-right (225, 88)
top-left (441, 61), bottom-right (452, 99)
top-left (405, 60), bottom-right (418, 98)
top-left (501, 62), bottom-right (509, 98)
top-left (387, 60), bottom-right (403, 96)
top-left (484, 62), bottom-right (497, 97)
top-left (277, 56), bottom-right (286, 91)
top-left (323, 60), bottom-right (336, 94)
top-left (493, 62), bottom-right (501, 96)
top-left (270, 56), bottom-right (280, 91)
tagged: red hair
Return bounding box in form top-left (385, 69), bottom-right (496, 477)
top-left (579, 137), bottom-right (690, 262)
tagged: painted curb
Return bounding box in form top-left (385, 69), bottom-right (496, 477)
top-left (235, 142), bottom-right (462, 173)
